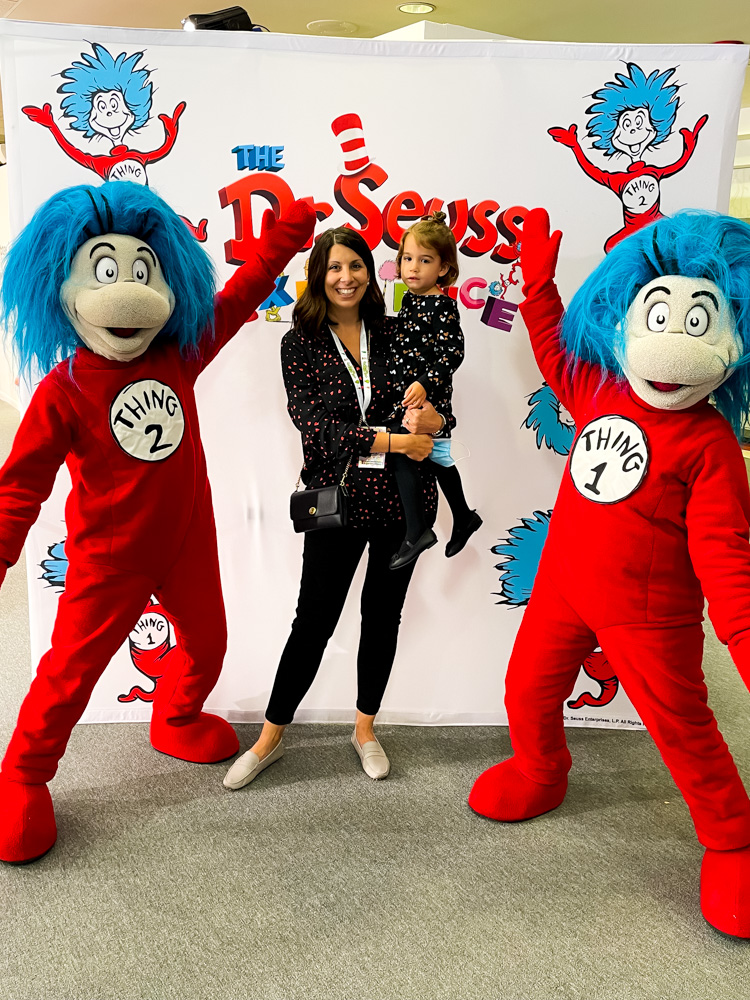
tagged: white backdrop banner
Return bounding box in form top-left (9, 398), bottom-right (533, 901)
top-left (0, 21), bottom-right (746, 728)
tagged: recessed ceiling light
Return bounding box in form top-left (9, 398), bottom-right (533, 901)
top-left (307, 19), bottom-right (358, 35)
top-left (398, 3), bottom-right (436, 13)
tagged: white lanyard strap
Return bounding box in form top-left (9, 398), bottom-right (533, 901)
top-left (330, 323), bottom-right (372, 424)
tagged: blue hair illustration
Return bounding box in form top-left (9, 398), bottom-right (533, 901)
top-left (587, 63), bottom-right (679, 157)
top-left (562, 211), bottom-right (750, 438)
top-left (493, 510), bottom-right (551, 607)
top-left (40, 540), bottom-right (68, 590)
top-left (58, 43), bottom-right (152, 138)
top-left (524, 383), bottom-right (576, 456)
top-left (1, 182), bottom-right (216, 380)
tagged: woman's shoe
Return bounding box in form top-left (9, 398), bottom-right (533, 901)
top-left (445, 510), bottom-right (483, 557)
top-left (223, 742), bottom-right (284, 790)
top-left (389, 528), bottom-right (437, 570)
top-left (351, 732), bottom-right (390, 780)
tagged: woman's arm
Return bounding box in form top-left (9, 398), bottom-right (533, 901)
top-left (371, 430), bottom-right (433, 461)
top-left (402, 401), bottom-right (447, 436)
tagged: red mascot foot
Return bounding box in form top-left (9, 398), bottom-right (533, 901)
top-left (150, 712), bottom-right (239, 763)
top-left (468, 757), bottom-right (568, 821)
top-left (0, 774), bottom-right (57, 864)
top-left (701, 845), bottom-right (750, 938)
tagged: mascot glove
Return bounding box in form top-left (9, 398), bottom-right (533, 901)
top-left (255, 202), bottom-right (316, 280)
top-left (0, 562), bottom-right (7, 588)
top-left (520, 208), bottom-right (562, 296)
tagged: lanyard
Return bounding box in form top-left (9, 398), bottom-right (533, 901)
top-left (330, 322), bottom-right (372, 425)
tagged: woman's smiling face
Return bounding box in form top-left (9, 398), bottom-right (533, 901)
top-left (324, 242), bottom-right (369, 317)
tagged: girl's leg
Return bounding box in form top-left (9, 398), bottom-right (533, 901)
top-left (392, 452), bottom-right (428, 542)
top-left (431, 445), bottom-right (481, 557)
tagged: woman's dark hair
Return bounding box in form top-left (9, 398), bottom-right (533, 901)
top-left (292, 227), bottom-right (385, 336)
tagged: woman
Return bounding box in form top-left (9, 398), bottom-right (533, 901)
top-left (224, 227), bottom-right (446, 786)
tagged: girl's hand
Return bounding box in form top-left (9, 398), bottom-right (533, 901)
top-left (399, 433), bottom-right (434, 461)
top-left (403, 381), bottom-right (427, 408)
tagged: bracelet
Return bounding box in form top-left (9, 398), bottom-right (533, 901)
top-left (431, 413), bottom-right (446, 438)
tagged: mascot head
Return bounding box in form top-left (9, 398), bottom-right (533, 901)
top-left (562, 211), bottom-right (750, 436)
top-left (1, 182), bottom-right (216, 378)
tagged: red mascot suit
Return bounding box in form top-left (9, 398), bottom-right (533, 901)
top-left (470, 208), bottom-right (750, 938)
top-left (0, 182), bottom-right (314, 863)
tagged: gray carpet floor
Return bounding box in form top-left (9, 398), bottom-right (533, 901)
top-left (1, 398), bottom-right (749, 999)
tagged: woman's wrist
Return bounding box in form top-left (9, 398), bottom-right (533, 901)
top-left (431, 412), bottom-right (446, 437)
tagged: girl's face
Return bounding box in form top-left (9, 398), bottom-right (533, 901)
top-left (399, 234), bottom-right (448, 295)
top-left (324, 243), bottom-right (369, 317)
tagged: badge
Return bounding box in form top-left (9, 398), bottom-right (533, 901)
top-left (109, 379), bottom-right (185, 462)
top-left (569, 415), bottom-right (649, 504)
top-left (358, 426), bottom-right (387, 469)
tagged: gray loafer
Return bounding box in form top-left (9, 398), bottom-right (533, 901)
top-left (223, 741), bottom-right (284, 790)
top-left (351, 732), bottom-right (390, 780)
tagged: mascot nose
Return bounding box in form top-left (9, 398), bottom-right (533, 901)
top-left (76, 283), bottom-right (173, 330)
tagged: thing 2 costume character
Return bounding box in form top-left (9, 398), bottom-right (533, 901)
top-left (470, 208), bottom-right (750, 938)
top-left (0, 182), bottom-right (315, 864)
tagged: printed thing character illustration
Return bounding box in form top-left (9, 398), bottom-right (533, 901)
top-left (23, 43), bottom-right (207, 240)
top-left (549, 63), bottom-right (707, 252)
top-left (0, 181), bottom-right (315, 864)
top-left (471, 207), bottom-right (750, 938)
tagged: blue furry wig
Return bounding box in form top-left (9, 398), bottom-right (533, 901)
top-left (587, 63), bottom-right (679, 157)
top-left (1, 182), bottom-right (216, 379)
top-left (562, 211), bottom-right (750, 437)
top-left (58, 43), bottom-right (152, 137)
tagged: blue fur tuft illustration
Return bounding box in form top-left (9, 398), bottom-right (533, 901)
top-left (1, 182), bottom-right (216, 380)
top-left (561, 211), bottom-right (750, 438)
top-left (586, 63), bottom-right (679, 157)
top-left (493, 510), bottom-right (552, 607)
top-left (58, 43), bottom-right (152, 138)
top-left (39, 540), bottom-right (68, 590)
top-left (524, 383), bottom-right (576, 456)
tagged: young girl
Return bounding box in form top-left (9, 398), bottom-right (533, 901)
top-left (389, 212), bottom-right (482, 570)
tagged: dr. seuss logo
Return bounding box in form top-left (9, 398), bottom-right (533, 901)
top-left (109, 379), bottom-right (184, 462)
top-left (569, 415), bottom-right (649, 503)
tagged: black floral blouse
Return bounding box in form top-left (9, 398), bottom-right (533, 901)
top-left (282, 322), bottom-right (438, 528)
top-left (389, 291), bottom-right (464, 437)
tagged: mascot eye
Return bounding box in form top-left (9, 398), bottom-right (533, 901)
top-left (95, 257), bottom-right (118, 284)
top-left (647, 301), bottom-right (670, 332)
top-left (685, 304), bottom-right (709, 337)
top-left (132, 259), bottom-right (150, 284)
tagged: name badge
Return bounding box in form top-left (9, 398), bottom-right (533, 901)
top-left (358, 426), bottom-right (387, 469)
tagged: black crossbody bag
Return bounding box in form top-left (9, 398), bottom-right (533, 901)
top-left (289, 451), bottom-right (353, 533)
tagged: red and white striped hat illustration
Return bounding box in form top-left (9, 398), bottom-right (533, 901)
top-left (331, 113), bottom-right (370, 175)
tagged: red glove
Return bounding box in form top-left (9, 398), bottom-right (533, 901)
top-left (680, 114), bottom-right (707, 154)
top-left (255, 201), bottom-right (317, 280)
top-left (520, 208), bottom-right (562, 295)
top-left (22, 104), bottom-right (54, 128)
top-left (548, 124), bottom-right (579, 148)
top-left (0, 562), bottom-right (7, 588)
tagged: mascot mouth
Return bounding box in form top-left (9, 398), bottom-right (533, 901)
top-left (648, 380), bottom-right (683, 392)
top-left (107, 328), bottom-right (139, 339)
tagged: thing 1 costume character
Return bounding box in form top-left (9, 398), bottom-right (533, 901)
top-left (469, 208), bottom-right (750, 938)
top-left (0, 182), bottom-right (315, 864)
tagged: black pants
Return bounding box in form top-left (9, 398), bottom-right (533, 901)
top-left (265, 523), bottom-right (417, 725)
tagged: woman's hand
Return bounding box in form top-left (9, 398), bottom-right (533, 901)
top-left (397, 433), bottom-right (434, 461)
top-left (402, 401), bottom-right (443, 435)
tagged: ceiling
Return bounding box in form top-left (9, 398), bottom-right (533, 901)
top-left (1, 0), bottom-right (749, 143)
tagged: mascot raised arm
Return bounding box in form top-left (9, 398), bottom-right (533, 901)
top-left (0, 181), bottom-right (315, 864)
top-left (470, 207), bottom-right (750, 938)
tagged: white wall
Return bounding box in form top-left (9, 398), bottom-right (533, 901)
top-left (0, 164), bottom-right (18, 409)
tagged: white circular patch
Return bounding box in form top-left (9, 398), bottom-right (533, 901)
top-left (622, 175), bottom-right (660, 215)
top-left (129, 608), bottom-right (170, 650)
top-left (110, 379), bottom-right (184, 462)
top-left (108, 159), bottom-right (147, 184)
top-left (569, 415), bottom-right (649, 504)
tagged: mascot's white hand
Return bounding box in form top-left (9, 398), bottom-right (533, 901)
top-left (520, 208), bottom-right (562, 293)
